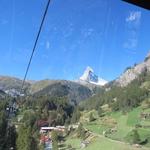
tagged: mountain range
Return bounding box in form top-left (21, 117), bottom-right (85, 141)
top-left (0, 52), bottom-right (150, 103)
top-left (0, 77), bottom-right (99, 104)
top-left (0, 67), bottom-right (106, 100)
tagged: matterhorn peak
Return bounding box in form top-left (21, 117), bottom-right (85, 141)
top-left (79, 66), bottom-right (108, 86)
top-left (80, 66), bottom-right (94, 81)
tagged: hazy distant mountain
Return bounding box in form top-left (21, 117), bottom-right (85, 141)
top-left (0, 76), bottom-right (30, 96)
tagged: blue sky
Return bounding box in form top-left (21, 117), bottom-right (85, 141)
top-left (0, 0), bottom-right (150, 81)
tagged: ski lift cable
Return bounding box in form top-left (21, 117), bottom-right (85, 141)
top-left (21, 0), bottom-right (51, 92)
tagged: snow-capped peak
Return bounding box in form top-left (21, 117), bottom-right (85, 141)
top-left (79, 66), bottom-right (107, 86)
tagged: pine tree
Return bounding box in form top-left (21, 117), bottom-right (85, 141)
top-left (77, 123), bottom-right (86, 139)
top-left (71, 108), bottom-right (81, 123)
top-left (6, 125), bottom-right (17, 149)
top-left (89, 113), bottom-right (95, 122)
top-left (98, 107), bottom-right (103, 117)
top-left (132, 129), bottom-right (141, 144)
top-left (51, 130), bottom-right (58, 150)
top-left (16, 125), bottom-right (33, 150)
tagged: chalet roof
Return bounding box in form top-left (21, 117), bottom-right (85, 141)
top-left (41, 126), bottom-right (65, 130)
top-left (41, 127), bottom-right (56, 130)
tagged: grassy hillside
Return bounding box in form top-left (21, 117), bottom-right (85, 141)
top-left (64, 105), bottom-right (150, 150)
top-left (65, 136), bottom-right (149, 150)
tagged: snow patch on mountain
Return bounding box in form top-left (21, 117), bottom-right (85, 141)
top-left (79, 66), bottom-right (108, 86)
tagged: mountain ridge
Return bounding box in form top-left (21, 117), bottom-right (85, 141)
top-left (114, 52), bottom-right (150, 87)
top-left (0, 77), bottom-right (97, 103)
top-left (0, 52), bottom-right (150, 99)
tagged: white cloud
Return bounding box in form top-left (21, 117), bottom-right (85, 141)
top-left (123, 11), bottom-right (141, 52)
top-left (123, 38), bottom-right (138, 49)
top-left (126, 11), bottom-right (141, 22)
top-left (62, 22), bottom-right (74, 38)
top-left (81, 28), bottom-right (94, 38)
top-left (46, 41), bottom-right (50, 49)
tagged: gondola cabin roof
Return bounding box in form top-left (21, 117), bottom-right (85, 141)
top-left (123, 0), bottom-right (150, 10)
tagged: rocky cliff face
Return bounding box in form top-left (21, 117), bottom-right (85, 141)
top-left (115, 52), bottom-right (150, 87)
